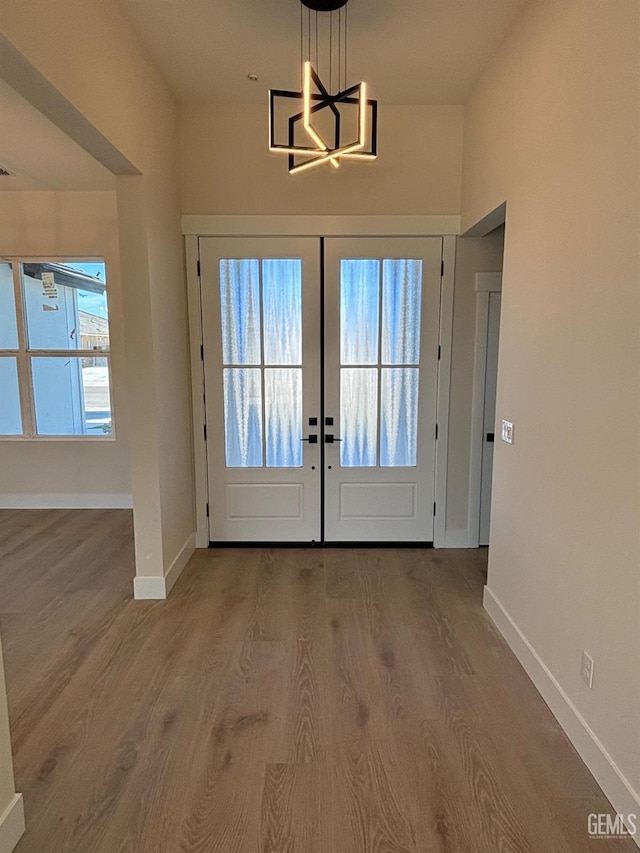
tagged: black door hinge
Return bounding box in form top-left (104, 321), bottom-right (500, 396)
top-left (200, 344), bottom-right (204, 361)
top-left (197, 259), bottom-right (201, 276)
top-left (206, 503), bottom-right (209, 518)
top-left (433, 502), bottom-right (437, 516)
top-left (435, 424), bottom-right (438, 440)
top-left (440, 260), bottom-right (445, 276)
top-left (203, 424), bottom-right (207, 441)
top-left (438, 344), bottom-right (441, 360)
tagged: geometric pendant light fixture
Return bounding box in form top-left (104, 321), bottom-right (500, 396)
top-left (269, 0), bottom-right (378, 175)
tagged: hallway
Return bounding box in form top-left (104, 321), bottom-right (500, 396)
top-left (0, 510), bottom-right (631, 852)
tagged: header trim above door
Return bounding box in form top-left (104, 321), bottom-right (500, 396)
top-left (182, 215), bottom-right (461, 237)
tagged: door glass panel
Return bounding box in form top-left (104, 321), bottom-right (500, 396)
top-left (263, 260), bottom-right (302, 365)
top-left (0, 358), bottom-right (22, 434)
top-left (340, 259), bottom-right (380, 365)
top-left (381, 260), bottom-right (422, 364)
top-left (223, 368), bottom-right (263, 467)
top-left (32, 356), bottom-right (112, 436)
top-left (0, 264), bottom-right (18, 350)
top-left (220, 259), bottom-right (261, 364)
top-left (340, 367), bottom-right (378, 467)
top-left (380, 368), bottom-right (419, 467)
top-left (23, 262), bottom-right (109, 352)
top-left (265, 368), bottom-right (302, 467)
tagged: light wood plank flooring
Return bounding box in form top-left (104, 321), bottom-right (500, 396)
top-left (0, 509), bottom-right (633, 852)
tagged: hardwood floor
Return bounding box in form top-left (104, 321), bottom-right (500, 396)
top-left (0, 509), bottom-right (634, 852)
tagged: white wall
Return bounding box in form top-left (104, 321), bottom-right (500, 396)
top-left (0, 191), bottom-right (132, 507)
top-left (462, 0), bottom-right (640, 820)
top-left (180, 103), bottom-right (463, 215)
top-left (0, 0), bottom-right (195, 591)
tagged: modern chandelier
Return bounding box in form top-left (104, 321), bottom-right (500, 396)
top-left (269, 0), bottom-right (378, 175)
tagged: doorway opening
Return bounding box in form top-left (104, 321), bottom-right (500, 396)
top-left (198, 235), bottom-right (446, 545)
top-left (467, 220), bottom-right (506, 547)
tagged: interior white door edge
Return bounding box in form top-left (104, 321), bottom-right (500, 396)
top-left (433, 234), bottom-right (456, 548)
top-left (185, 234), bottom-right (209, 548)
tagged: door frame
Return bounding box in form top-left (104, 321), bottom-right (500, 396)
top-left (468, 271), bottom-right (502, 548)
top-left (184, 216), bottom-right (459, 548)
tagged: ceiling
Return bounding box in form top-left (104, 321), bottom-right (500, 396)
top-left (0, 77), bottom-right (114, 191)
top-left (0, 0), bottom-right (526, 190)
top-left (118, 0), bottom-right (526, 105)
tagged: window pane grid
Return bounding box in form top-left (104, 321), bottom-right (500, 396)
top-left (339, 258), bottom-right (423, 468)
top-left (0, 261), bottom-right (112, 438)
top-left (220, 258), bottom-right (303, 468)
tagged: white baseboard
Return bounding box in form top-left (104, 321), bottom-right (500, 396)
top-left (443, 528), bottom-right (477, 548)
top-left (484, 586), bottom-right (640, 847)
top-left (132, 575), bottom-right (166, 599)
top-left (0, 493), bottom-right (133, 509)
top-left (165, 533), bottom-right (196, 595)
top-left (133, 533), bottom-right (195, 600)
top-left (0, 794), bottom-right (25, 853)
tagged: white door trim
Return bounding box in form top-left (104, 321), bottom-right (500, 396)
top-left (433, 235), bottom-right (455, 548)
top-left (468, 272), bottom-right (502, 548)
top-left (182, 215), bottom-right (461, 237)
top-left (185, 224), bottom-right (457, 548)
top-left (185, 234), bottom-right (209, 548)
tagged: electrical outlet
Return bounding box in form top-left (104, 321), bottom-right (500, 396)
top-left (581, 651), bottom-right (594, 688)
top-left (501, 419), bottom-right (514, 444)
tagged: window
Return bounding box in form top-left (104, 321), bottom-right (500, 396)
top-left (339, 258), bottom-right (422, 467)
top-left (219, 258), bottom-right (303, 467)
top-left (0, 260), bottom-right (113, 438)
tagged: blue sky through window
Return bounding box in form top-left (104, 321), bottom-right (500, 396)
top-left (69, 262), bottom-right (108, 318)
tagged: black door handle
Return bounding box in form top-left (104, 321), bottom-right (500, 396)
top-left (301, 435), bottom-right (318, 444)
top-left (324, 434), bottom-right (342, 443)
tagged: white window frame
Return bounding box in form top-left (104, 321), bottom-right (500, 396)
top-left (0, 256), bottom-right (116, 442)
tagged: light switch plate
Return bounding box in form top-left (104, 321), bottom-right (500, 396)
top-left (501, 420), bottom-right (514, 444)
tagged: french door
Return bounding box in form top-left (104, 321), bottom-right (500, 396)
top-left (199, 235), bottom-right (442, 544)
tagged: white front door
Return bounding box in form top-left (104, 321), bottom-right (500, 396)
top-left (200, 237), bottom-right (322, 542)
top-left (200, 235), bottom-right (442, 543)
top-left (324, 238), bottom-right (442, 541)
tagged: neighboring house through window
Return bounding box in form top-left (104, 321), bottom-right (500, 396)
top-left (0, 259), bottom-right (113, 438)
